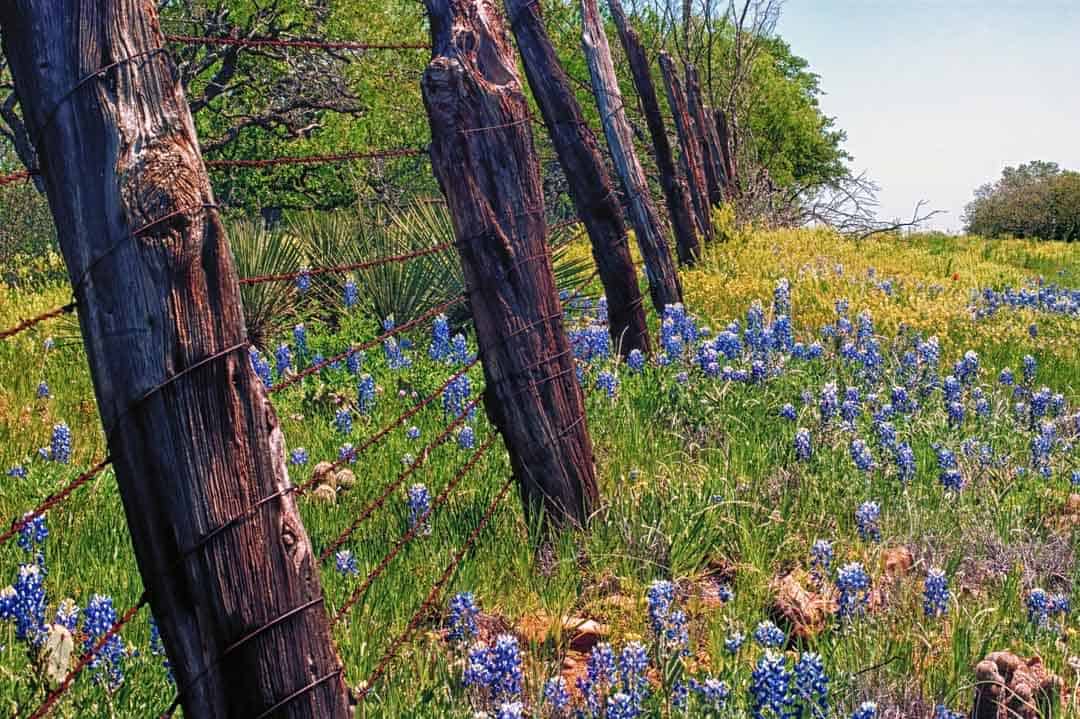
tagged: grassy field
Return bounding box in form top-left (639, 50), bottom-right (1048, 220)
top-left (0, 227), bottom-right (1077, 717)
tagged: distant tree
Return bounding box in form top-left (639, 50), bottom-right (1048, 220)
top-left (964, 161), bottom-right (1080, 242)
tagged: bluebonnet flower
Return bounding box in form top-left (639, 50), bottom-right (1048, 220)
top-left (443, 374), bottom-right (472, 418)
top-left (1072, 470), bottom-right (1080, 487)
top-left (895, 442), bottom-right (916, 483)
top-left (49, 422), bottom-right (72, 464)
top-left (357, 374), bottom-right (376, 414)
top-left (851, 701), bottom-right (877, 719)
top-left (753, 620), bottom-right (785, 648)
top-left (836, 563), bottom-right (870, 621)
top-left (749, 650), bottom-right (790, 719)
top-left (343, 279), bottom-right (358, 308)
top-left (690, 676), bottom-right (730, 713)
top-left (724, 631), bottom-right (745, 653)
top-left (1022, 354), bottom-right (1037, 385)
top-left (36, 381), bottom-right (49, 399)
top-left (1050, 393), bottom-right (1065, 417)
top-left (450, 334), bottom-right (471, 365)
top-left (2, 563), bottom-right (47, 643)
top-left (810, 539), bottom-right (833, 586)
top-left (947, 401), bottom-right (965, 427)
top-left (458, 426), bottom-right (476, 450)
top-left (1050, 594), bottom-right (1070, 617)
top-left (17, 514), bottom-right (47, 554)
top-left (718, 584), bottom-right (734, 602)
top-left (6, 466), bottom-right (28, 479)
top-left (934, 705), bottom-right (965, 719)
top-left (467, 633), bottom-right (522, 700)
top-left (429, 314), bottom-right (451, 361)
top-left (496, 701), bottom-right (524, 719)
top-left (544, 676), bottom-right (570, 715)
top-left (794, 428), bottom-right (812, 461)
top-left (850, 439), bottom-right (874, 473)
top-left (875, 420), bottom-right (897, 452)
top-left (346, 350), bottom-right (363, 375)
top-left (1027, 588), bottom-right (1050, 627)
top-left (956, 350), bottom-right (979, 383)
top-left (338, 443), bottom-right (356, 464)
top-left (626, 349), bottom-right (645, 373)
top-left (289, 448), bottom-right (308, 466)
top-left (295, 268), bottom-right (311, 293)
top-left (1030, 421), bottom-right (1055, 473)
top-left (774, 278), bottom-right (792, 315)
top-left (1029, 323), bottom-right (1038, 338)
top-left (334, 409), bottom-right (352, 435)
top-left (382, 337), bottom-right (411, 370)
top-left (596, 370), bottom-right (619, 398)
top-left (891, 386), bottom-right (914, 414)
top-left (274, 343), bottom-right (291, 378)
top-left (292, 323), bottom-right (307, 357)
top-left (54, 598), bottom-right (79, 632)
top-left (83, 594), bottom-right (127, 688)
top-left (819, 383), bottom-right (838, 424)
top-left (406, 426), bottom-right (421, 441)
top-left (606, 692), bottom-right (641, 719)
top-left (924, 568), bottom-right (949, 618)
top-left (248, 347), bottom-right (272, 386)
top-left (999, 368), bottom-right (1015, 386)
top-left (335, 550), bottom-right (359, 576)
top-left (587, 641), bottom-right (619, 688)
top-left (791, 652), bottom-right (829, 718)
top-left (619, 641), bottom-right (649, 697)
top-left (780, 403), bottom-right (797, 421)
top-left (407, 484), bottom-right (431, 534)
top-left (855, 501), bottom-right (881, 542)
top-left (448, 592), bottom-right (480, 642)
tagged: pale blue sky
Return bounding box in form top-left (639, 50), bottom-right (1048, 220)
top-left (776, 1), bottom-right (1080, 231)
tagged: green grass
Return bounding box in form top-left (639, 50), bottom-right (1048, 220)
top-left (0, 229), bottom-right (1077, 717)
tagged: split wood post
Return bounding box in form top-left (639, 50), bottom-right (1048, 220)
top-left (684, 63), bottom-right (725, 206)
top-left (579, 0), bottom-right (683, 313)
top-left (607, 0), bottom-right (703, 263)
top-left (657, 51), bottom-right (714, 246)
top-left (714, 108), bottom-right (738, 196)
top-left (504, 0), bottom-right (651, 356)
top-left (422, 0), bottom-right (599, 527)
top-left (0, 3), bottom-right (350, 718)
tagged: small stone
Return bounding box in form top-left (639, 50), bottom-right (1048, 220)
top-left (311, 484), bottom-right (337, 504)
top-left (881, 546), bottom-right (914, 578)
top-left (42, 624), bottom-right (74, 689)
top-left (312, 461), bottom-right (335, 486)
top-left (973, 651), bottom-right (1062, 719)
top-left (768, 569), bottom-right (835, 639)
top-left (564, 617), bottom-right (608, 654)
top-left (335, 469), bottom-right (357, 490)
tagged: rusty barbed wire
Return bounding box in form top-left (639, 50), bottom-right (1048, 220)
top-left (0, 302), bottom-right (76, 342)
top-left (332, 433), bottom-right (499, 625)
top-left (205, 148), bottom-right (426, 170)
top-left (355, 476), bottom-right (514, 703)
top-left (317, 396), bottom-right (483, 564)
top-left (239, 242), bottom-right (452, 285)
top-left (165, 34), bottom-right (430, 52)
top-left (0, 169), bottom-right (32, 186)
top-left (0, 459), bottom-right (112, 546)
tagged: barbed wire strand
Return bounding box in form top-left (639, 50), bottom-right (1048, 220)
top-left (0, 303), bottom-right (77, 342)
top-left (317, 395), bottom-right (483, 564)
top-left (0, 459), bottom-right (112, 546)
top-left (354, 476), bottom-right (514, 703)
top-left (239, 242), bottom-right (451, 285)
top-left (164, 34), bottom-right (430, 52)
top-left (205, 148), bottom-right (426, 169)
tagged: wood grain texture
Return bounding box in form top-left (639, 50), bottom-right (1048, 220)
top-left (0, 3), bottom-right (350, 717)
top-left (685, 63), bottom-right (727, 205)
top-left (422, 0), bottom-right (599, 527)
top-left (505, 0), bottom-right (650, 355)
top-left (608, 0), bottom-right (703, 264)
top-left (579, 0), bottom-right (683, 313)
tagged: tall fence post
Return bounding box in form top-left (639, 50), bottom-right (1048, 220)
top-left (422, 0), bottom-right (599, 527)
top-left (658, 52), bottom-right (714, 241)
top-left (714, 107), bottom-right (738, 197)
top-left (607, 0), bottom-right (704, 263)
top-left (685, 63), bottom-right (727, 205)
top-left (0, 4), bottom-right (350, 717)
top-left (579, 0), bottom-right (683, 313)
top-left (504, 0), bottom-right (651, 356)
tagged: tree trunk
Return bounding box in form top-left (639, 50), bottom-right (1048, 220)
top-left (504, 0), bottom-right (651, 355)
top-left (422, 0), bottom-right (599, 527)
top-left (579, 0), bottom-right (683, 313)
top-left (0, 4), bottom-right (350, 718)
top-left (714, 107), bottom-right (737, 196)
top-left (658, 52), bottom-right (714, 246)
top-left (684, 63), bottom-right (725, 206)
top-left (607, 0), bottom-right (703, 264)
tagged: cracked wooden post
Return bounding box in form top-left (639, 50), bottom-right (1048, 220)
top-left (504, 0), bottom-right (651, 356)
top-left (607, 0), bottom-right (703, 264)
top-left (685, 63), bottom-right (726, 206)
top-left (579, 0), bottom-right (683, 312)
top-left (422, 0), bottom-right (599, 527)
top-left (714, 107), bottom-right (738, 196)
top-left (658, 51), bottom-right (714, 246)
top-left (0, 3), bottom-right (350, 717)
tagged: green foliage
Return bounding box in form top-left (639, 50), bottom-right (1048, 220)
top-left (964, 161), bottom-right (1080, 242)
top-left (227, 217), bottom-right (305, 350)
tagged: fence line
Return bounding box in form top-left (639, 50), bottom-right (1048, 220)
top-left (164, 34), bottom-right (430, 52)
top-left (239, 242), bottom-right (452, 286)
top-left (317, 396), bottom-right (484, 564)
top-left (0, 459), bottom-right (112, 546)
top-left (205, 148), bottom-right (426, 170)
top-left (355, 476), bottom-right (514, 703)
top-left (332, 432), bottom-right (499, 626)
top-left (0, 303), bottom-right (76, 342)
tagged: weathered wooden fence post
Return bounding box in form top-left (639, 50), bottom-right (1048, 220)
top-left (422, 0), bottom-right (599, 527)
top-left (607, 0), bottom-right (704, 263)
top-left (0, 4), bottom-right (350, 717)
top-left (579, 0), bottom-right (683, 312)
top-left (657, 51), bottom-right (713, 246)
top-left (685, 63), bottom-right (727, 205)
top-left (714, 108), bottom-right (738, 197)
top-left (504, 0), bottom-right (651, 356)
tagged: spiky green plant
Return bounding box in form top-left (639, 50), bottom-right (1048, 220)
top-left (227, 218), bottom-right (305, 350)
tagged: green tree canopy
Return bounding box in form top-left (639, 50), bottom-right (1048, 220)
top-left (964, 161), bottom-right (1080, 242)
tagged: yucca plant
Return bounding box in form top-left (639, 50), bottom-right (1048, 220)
top-left (227, 218), bottom-right (305, 350)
